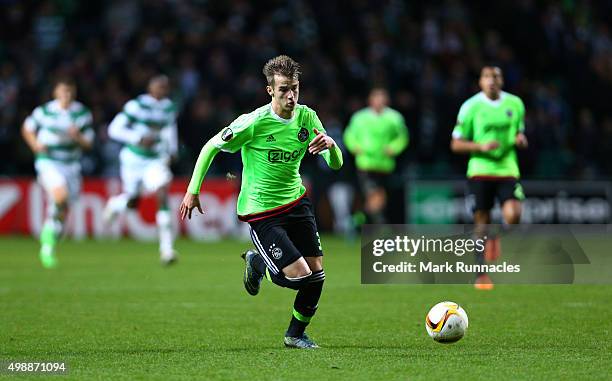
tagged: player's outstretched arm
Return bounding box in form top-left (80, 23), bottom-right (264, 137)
top-left (180, 139), bottom-right (220, 220)
top-left (21, 123), bottom-right (46, 154)
top-left (108, 113), bottom-right (141, 145)
top-left (451, 138), bottom-right (499, 154)
top-left (309, 128), bottom-right (343, 170)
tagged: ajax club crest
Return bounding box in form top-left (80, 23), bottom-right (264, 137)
top-left (298, 127), bottom-right (309, 142)
top-left (269, 243), bottom-right (283, 259)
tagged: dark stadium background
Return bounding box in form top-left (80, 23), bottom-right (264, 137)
top-left (1, 0), bottom-right (611, 228)
top-left (2, 3), bottom-right (612, 379)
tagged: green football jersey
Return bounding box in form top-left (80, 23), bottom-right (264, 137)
top-left (343, 107), bottom-right (408, 173)
top-left (210, 104), bottom-right (326, 217)
top-left (452, 91), bottom-right (525, 178)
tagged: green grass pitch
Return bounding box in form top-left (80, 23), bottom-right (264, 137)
top-left (1, 236), bottom-right (611, 380)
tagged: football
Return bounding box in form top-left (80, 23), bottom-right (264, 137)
top-left (425, 301), bottom-right (469, 343)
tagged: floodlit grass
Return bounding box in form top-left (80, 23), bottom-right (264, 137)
top-left (1, 236), bottom-right (610, 380)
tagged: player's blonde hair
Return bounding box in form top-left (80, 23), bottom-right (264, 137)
top-left (262, 55), bottom-right (301, 85)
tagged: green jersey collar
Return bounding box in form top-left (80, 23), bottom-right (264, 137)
top-left (367, 106), bottom-right (389, 115)
top-left (478, 91), bottom-right (507, 107)
top-left (269, 103), bottom-right (296, 124)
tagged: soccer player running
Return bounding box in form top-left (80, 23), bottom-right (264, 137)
top-left (104, 75), bottom-right (179, 265)
top-left (451, 66), bottom-right (528, 290)
top-left (21, 78), bottom-right (95, 268)
top-left (179, 55), bottom-right (343, 349)
top-left (343, 88), bottom-right (408, 224)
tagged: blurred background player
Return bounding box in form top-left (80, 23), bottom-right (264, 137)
top-left (451, 66), bottom-right (528, 289)
top-left (180, 55), bottom-right (343, 349)
top-left (343, 88), bottom-right (408, 225)
top-left (103, 75), bottom-right (179, 265)
top-left (21, 78), bottom-right (94, 268)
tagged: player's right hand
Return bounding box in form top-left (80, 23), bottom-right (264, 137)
top-left (140, 135), bottom-right (156, 148)
top-left (34, 141), bottom-right (47, 153)
top-left (479, 141), bottom-right (500, 152)
top-left (179, 192), bottom-right (203, 220)
top-left (67, 125), bottom-right (81, 139)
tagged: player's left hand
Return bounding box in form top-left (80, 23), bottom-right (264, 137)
top-left (68, 125), bottom-right (93, 150)
top-left (515, 133), bottom-right (528, 149)
top-left (179, 192), bottom-right (203, 220)
top-left (308, 128), bottom-right (336, 154)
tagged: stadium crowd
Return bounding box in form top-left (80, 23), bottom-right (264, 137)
top-left (1, 0), bottom-right (611, 180)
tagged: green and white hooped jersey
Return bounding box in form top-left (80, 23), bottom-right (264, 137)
top-left (24, 100), bottom-right (94, 163)
top-left (108, 94), bottom-right (178, 158)
top-left (211, 103), bottom-right (326, 218)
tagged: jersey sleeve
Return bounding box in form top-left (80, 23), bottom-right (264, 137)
top-left (308, 109), bottom-right (326, 138)
top-left (161, 121), bottom-right (178, 156)
top-left (343, 113), bottom-right (361, 153)
top-left (516, 97), bottom-right (526, 133)
top-left (163, 102), bottom-right (177, 128)
top-left (305, 108), bottom-right (329, 149)
top-left (108, 100), bottom-right (142, 145)
top-left (187, 139), bottom-right (220, 194)
top-left (307, 109), bottom-right (343, 169)
top-left (122, 100), bottom-right (141, 123)
top-left (386, 111), bottom-right (409, 155)
top-left (452, 100), bottom-right (474, 140)
top-left (210, 113), bottom-right (256, 153)
top-left (23, 107), bottom-right (44, 132)
top-left (79, 109), bottom-right (95, 144)
top-left (161, 103), bottom-right (179, 156)
top-left (74, 107), bottom-right (93, 129)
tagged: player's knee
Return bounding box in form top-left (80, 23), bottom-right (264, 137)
top-left (284, 268), bottom-right (312, 280)
top-left (503, 201), bottom-right (521, 224)
top-left (504, 209), bottom-right (521, 224)
top-left (506, 213), bottom-right (520, 224)
top-left (366, 190), bottom-right (385, 212)
top-left (126, 197), bottom-right (140, 209)
top-left (282, 258), bottom-right (312, 279)
top-left (51, 186), bottom-right (69, 205)
top-left (271, 274), bottom-right (308, 290)
top-left (305, 256), bottom-right (323, 272)
top-left (473, 211), bottom-right (491, 225)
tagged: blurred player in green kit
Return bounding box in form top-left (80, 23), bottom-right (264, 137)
top-left (343, 88), bottom-right (408, 224)
top-left (180, 55), bottom-right (342, 348)
top-left (451, 66), bottom-right (528, 290)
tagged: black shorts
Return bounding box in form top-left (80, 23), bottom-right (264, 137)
top-left (358, 171), bottom-right (390, 194)
top-left (467, 177), bottom-right (525, 212)
top-left (248, 197), bottom-right (323, 276)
